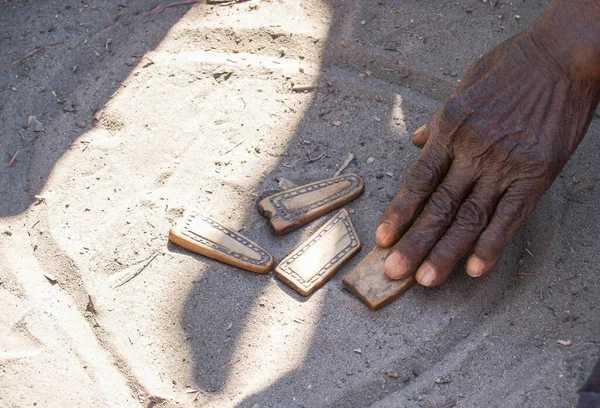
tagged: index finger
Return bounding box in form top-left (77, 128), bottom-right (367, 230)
top-left (376, 140), bottom-right (451, 247)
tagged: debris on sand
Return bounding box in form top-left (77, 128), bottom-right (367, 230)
top-left (14, 41), bottom-right (64, 64)
top-left (27, 116), bottom-right (44, 132)
top-left (557, 339), bottom-right (572, 347)
top-left (292, 84), bottom-right (329, 92)
top-left (276, 177), bottom-right (298, 190)
top-left (334, 153), bottom-right (354, 177)
top-left (145, 0), bottom-right (203, 22)
top-left (8, 150), bottom-right (19, 168)
top-left (385, 370), bottom-right (399, 378)
top-left (43, 272), bottom-right (58, 284)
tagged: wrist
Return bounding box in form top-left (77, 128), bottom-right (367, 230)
top-left (529, 0), bottom-right (600, 82)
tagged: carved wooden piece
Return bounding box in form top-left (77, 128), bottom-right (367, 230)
top-left (169, 209), bottom-right (274, 273)
top-left (276, 209), bottom-right (361, 296)
top-left (258, 174), bottom-right (365, 235)
top-left (342, 246), bottom-right (415, 311)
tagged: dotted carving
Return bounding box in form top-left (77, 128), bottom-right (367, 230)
top-left (268, 174), bottom-right (363, 221)
top-left (278, 210), bottom-right (359, 288)
top-left (181, 211), bottom-right (271, 267)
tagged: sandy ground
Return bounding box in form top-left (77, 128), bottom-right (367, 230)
top-left (1, 0), bottom-right (599, 407)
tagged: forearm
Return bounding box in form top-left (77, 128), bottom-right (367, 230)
top-left (529, 0), bottom-right (600, 81)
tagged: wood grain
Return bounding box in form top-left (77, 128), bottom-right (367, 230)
top-left (276, 209), bottom-right (361, 296)
top-left (169, 208), bottom-right (274, 273)
top-left (258, 174), bottom-right (365, 235)
top-left (342, 246), bottom-right (415, 310)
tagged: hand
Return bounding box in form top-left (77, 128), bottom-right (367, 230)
top-left (377, 14), bottom-right (600, 287)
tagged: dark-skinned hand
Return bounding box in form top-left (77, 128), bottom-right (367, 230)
top-left (377, 0), bottom-right (600, 287)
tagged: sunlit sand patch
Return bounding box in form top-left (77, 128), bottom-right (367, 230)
top-left (219, 279), bottom-right (327, 404)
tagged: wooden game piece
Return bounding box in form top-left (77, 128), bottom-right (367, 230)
top-left (169, 208), bottom-right (274, 273)
top-left (342, 246), bottom-right (415, 310)
top-left (258, 174), bottom-right (365, 235)
top-left (275, 209), bottom-right (361, 296)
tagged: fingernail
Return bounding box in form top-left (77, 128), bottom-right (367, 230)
top-left (376, 223), bottom-right (396, 247)
top-left (384, 252), bottom-right (410, 279)
top-left (414, 124), bottom-right (427, 135)
top-left (416, 262), bottom-right (436, 286)
top-left (466, 255), bottom-right (486, 277)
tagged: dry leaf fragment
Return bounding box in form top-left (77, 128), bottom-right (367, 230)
top-left (43, 272), bottom-right (58, 284)
top-left (385, 370), bottom-right (399, 378)
top-left (8, 150), bottom-right (19, 167)
top-left (27, 116), bottom-right (44, 132)
top-left (334, 153), bottom-right (355, 177)
top-left (276, 177), bottom-right (298, 191)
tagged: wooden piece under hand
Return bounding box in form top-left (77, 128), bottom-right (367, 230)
top-left (169, 208), bottom-right (274, 273)
top-left (276, 209), bottom-right (361, 296)
top-left (342, 246), bottom-right (415, 311)
top-left (258, 174), bottom-right (365, 235)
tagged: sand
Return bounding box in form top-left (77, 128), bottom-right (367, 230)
top-left (1, 0), bottom-right (598, 407)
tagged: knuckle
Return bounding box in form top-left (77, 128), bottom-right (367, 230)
top-left (455, 196), bottom-right (489, 227)
top-left (405, 159), bottom-right (439, 194)
top-left (497, 195), bottom-right (527, 222)
top-left (427, 186), bottom-right (460, 220)
top-left (440, 94), bottom-right (470, 124)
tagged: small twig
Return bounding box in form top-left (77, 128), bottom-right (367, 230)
top-left (14, 41), bottom-right (65, 64)
top-left (525, 248), bottom-right (534, 258)
top-left (307, 152), bottom-right (326, 163)
top-left (221, 137), bottom-right (248, 156)
top-left (334, 153), bottom-right (354, 177)
top-left (31, 220), bottom-right (40, 229)
top-left (8, 150), bottom-right (19, 167)
top-left (145, 0), bottom-right (203, 21)
top-left (292, 84), bottom-right (329, 92)
top-left (113, 252), bottom-right (159, 288)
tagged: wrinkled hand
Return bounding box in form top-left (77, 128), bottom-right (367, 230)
top-left (377, 22), bottom-right (600, 287)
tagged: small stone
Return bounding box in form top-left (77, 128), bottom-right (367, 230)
top-left (353, 348), bottom-right (362, 354)
top-left (557, 339), bottom-right (572, 347)
top-left (226, 323), bottom-right (233, 331)
top-left (332, 120), bottom-right (341, 127)
top-left (62, 103), bottom-right (76, 112)
top-left (75, 121), bottom-right (87, 129)
top-left (386, 172), bottom-right (393, 177)
top-left (385, 370), bottom-right (399, 378)
top-left (366, 157), bottom-right (375, 164)
top-left (375, 173), bottom-right (384, 179)
top-left (26, 116), bottom-right (44, 132)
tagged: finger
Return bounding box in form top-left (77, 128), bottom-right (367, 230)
top-left (414, 182), bottom-right (502, 286)
top-left (376, 141), bottom-right (451, 247)
top-left (412, 124), bottom-right (430, 148)
top-left (466, 187), bottom-right (539, 277)
top-left (384, 166), bottom-right (474, 279)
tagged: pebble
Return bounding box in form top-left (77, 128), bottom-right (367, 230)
top-left (26, 115), bottom-right (44, 132)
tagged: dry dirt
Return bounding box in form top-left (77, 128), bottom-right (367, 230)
top-left (1, 0), bottom-right (598, 407)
